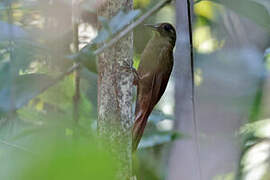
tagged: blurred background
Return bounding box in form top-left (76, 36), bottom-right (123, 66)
top-left (0, 0), bottom-right (270, 179)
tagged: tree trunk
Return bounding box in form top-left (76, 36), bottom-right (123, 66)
top-left (167, 0), bottom-right (202, 180)
top-left (97, 0), bottom-right (133, 179)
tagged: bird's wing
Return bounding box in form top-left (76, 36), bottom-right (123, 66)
top-left (137, 71), bottom-right (171, 121)
top-left (132, 74), bottom-right (155, 151)
top-left (132, 70), bottom-right (172, 151)
top-left (151, 71), bottom-right (172, 109)
top-left (132, 47), bottom-right (173, 151)
top-left (150, 48), bottom-right (173, 109)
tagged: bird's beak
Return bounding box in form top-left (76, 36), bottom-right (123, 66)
top-left (144, 24), bottom-right (159, 31)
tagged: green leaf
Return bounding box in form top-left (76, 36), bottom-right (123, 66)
top-left (250, 0), bottom-right (270, 16)
top-left (1, 39), bottom-right (51, 73)
top-left (67, 9), bottom-right (141, 73)
top-left (0, 136), bottom-right (117, 180)
top-left (0, 21), bottom-right (28, 40)
top-left (93, 10), bottom-right (141, 44)
top-left (67, 45), bottom-right (97, 73)
top-left (109, 10), bottom-right (141, 34)
top-left (13, 41), bottom-right (40, 72)
top-left (0, 72), bottom-right (55, 114)
top-left (212, 0), bottom-right (270, 30)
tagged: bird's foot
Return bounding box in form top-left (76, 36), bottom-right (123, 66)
top-left (121, 61), bottom-right (139, 86)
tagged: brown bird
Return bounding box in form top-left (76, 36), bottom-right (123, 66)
top-left (132, 23), bottom-right (176, 152)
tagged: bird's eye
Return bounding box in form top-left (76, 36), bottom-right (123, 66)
top-left (163, 24), bottom-right (171, 31)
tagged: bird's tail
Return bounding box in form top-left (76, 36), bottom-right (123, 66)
top-left (132, 109), bottom-right (151, 152)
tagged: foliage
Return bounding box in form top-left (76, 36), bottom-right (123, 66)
top-left (0, 132), bottom-right (117, 180)
top-left (1, 0), bottom-right (269, 179)
top-left (193, 1), bottom-right (270, 180)
top-left (208, 0), bottom-right (270, 30)
top-left (0, 1), bottom-right (179, 179)
top-left (0, 72), bottom-right (55, 115)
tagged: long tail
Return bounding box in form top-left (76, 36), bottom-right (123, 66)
top-left (132, 75), bottom-right (158, 152)
top-left (132, 109), bottom-right (151, 152)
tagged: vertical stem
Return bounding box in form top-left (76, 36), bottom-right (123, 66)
top-left (72, 0), bottom-right (80, 124)
top-left (7, 0), bottom-right (15, 117)
top-left (97, 0), bottom-right (133, 179)
top-left (187, 0), bottom-right (202, 178)
top-left (168, 0), bottom-right (201, 179)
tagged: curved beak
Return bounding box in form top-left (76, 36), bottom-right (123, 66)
top-left (144, 24), bottom-right (159, 31)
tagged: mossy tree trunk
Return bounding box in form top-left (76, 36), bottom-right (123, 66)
top-left (97, 0), bottom-right (134, 179)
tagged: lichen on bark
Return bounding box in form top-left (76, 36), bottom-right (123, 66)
top-left (97, 0), bottom-right (134, 179)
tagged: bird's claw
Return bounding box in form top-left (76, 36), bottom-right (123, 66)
top-left (121, 61), bottom-right (139, 86)
top-left (132, 69), bottom-right (139, 86)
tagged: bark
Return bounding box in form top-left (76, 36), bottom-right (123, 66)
top-left (167, 0), bottom-right (202, 180)
top-left (97, 0), bottom-right (133, 179)
top-left (72, 0), bottom-right (80, 124)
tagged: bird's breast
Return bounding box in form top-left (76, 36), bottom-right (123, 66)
top-left (138, 39), bottom-right (173, 75)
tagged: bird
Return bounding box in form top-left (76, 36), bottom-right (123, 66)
top-left (132, 22), bottom-right (176, 152)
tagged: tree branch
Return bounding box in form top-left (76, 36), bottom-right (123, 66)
top-left (17, 0), bottom-right (173, 115)
top-left (0, 139), bottom-right (35, 155)
top-left (94, 0), bottom-right (173, 55)
top-left (44, 0), bottom-right (173, 90)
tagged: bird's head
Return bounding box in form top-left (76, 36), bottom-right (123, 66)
top-left (145, 23), bottom-right (176, 46)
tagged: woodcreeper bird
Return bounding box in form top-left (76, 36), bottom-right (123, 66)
top-left (132, 23), bottom-right (176, 152)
